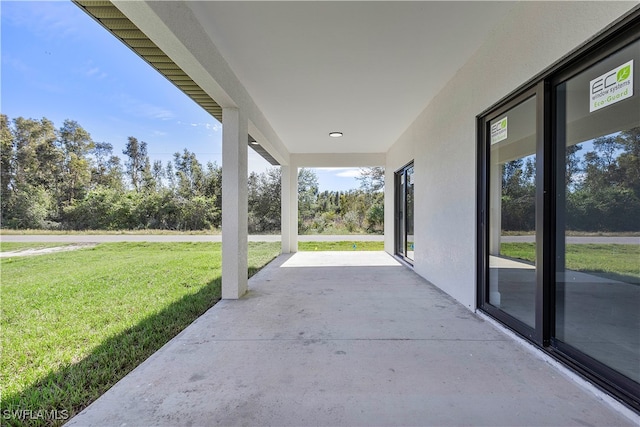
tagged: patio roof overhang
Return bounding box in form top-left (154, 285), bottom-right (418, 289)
top-left (74, 0), bottom-right (281, 165)
top-left (74, 0), bottom-right (514, 164)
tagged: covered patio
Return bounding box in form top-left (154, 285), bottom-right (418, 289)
top-left (68, 252), bottom-right (634, 426)
top-left (72, 0), bottom-right (640, 415)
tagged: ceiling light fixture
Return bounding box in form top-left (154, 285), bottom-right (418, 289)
top-left (329, 132), bottom-right (343, 138)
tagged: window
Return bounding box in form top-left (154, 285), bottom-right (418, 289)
top-left (478, 17), bottom-right (640, 410)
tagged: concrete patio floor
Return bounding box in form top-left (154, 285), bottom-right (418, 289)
top-left (68, 252), bottom-right (637, 426)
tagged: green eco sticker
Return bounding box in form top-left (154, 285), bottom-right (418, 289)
top-left (617, 65), bottom-right (631, 82)
top-left (501, 119), bottom-right (507, 128)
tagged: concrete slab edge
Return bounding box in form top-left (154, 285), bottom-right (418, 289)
top-left (475, 310), bottom-right (640, 424)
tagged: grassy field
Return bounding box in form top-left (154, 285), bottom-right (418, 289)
top-left (501, 243), bottom-right (640, 283)
top-left (0, 229), bottom-right (223, 236)
top-left (0, 242), bottom-right (280, 426)
top-left (298, 241), bottom-right (384, 251)
top-left (0, 228), bottom-right (382, 236)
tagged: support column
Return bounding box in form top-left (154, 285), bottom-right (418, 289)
top-left (222, 108), bottom-right (248, 299)
top-left (281, 165), bottom-right (291, 254)
top-left (289, 163), bottom-right (299, 252)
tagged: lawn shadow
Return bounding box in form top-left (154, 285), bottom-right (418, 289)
top-left (1, 276), bottom-right (222, 427)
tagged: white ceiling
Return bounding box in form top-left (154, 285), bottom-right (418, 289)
top-left (186, 1), bottom-right (515, 154)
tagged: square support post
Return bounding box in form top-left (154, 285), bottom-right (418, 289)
top-left (222, 108), bottom-right (248, 299)
top-left (281, 165), bottom-right (291, 253)
top-left (288, 163), bottom-right (298, 252)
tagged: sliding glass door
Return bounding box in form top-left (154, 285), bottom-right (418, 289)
top-left (486, 95), bottom-right (538, 333)
top-left (478, 25), bottom-right (639, 408)
top-left (396, 162), bottom-right (414, 263)
top-left (554, 39), bottom-right (640, 387)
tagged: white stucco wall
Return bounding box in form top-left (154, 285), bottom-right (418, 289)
top-left (384, 2), bottom-right (638, 309)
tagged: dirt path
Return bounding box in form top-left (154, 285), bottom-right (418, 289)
top-left (0, 243), bottom-right (97, 258)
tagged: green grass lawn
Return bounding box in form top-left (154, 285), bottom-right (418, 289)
top-left (0, 242), bottom-right (280, 426)
top-left (501, 243), bottom-right (640, 283)
top-left (0, 229), bottom-right (222, 236)
top-left (298, 241), bottom-right (384, 251)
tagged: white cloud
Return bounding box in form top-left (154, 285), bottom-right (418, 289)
top-left (205, 122), bottom-right (222, 132)
top-left (183, 122), bottom-right (222, 131)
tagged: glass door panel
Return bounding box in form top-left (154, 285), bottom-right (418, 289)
top-left (396, 170), bottom-right (406, 257)
top-left (406, 165), bottom-right (414, 261)
top-left (488, 96), bottom-right (537, 328)
top-left (396, 163), bottom-right (414, 263)
top-left (555, 40), bottom-right (640, 383)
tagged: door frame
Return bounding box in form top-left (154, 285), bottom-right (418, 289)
top-left (476, 11), bottom-right (640, 410)
top-left (395, 161), bottom-right (414, 264)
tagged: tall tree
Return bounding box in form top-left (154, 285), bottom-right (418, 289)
top-left (616, 127), bottom-right (640, 196)
top-left (165, 162), bottom-right (176, 190)
top-left (92, 141), bottom-right (113, 185)
top-left (565, 144), bottom-right (582, 188)
top-left (204, 161), bottom-right (222, 212)
top-left (0, 115), bottom-right (14, 220)
top-left (58, 119), bottom-right (94, 206)
top-left (501, 159), bottom-right (535, 231)
top-left (5, 117), bottom-right (59, 227)
top-left (91, 142), bottom-right (124, 191)
top-left (298, 167), bottom-right (318, 223)
top-left (357, 167), bottom-right (385, 231)
top-left (173, 149), bottom-right (204, 197)
top-left (357, 166), bottom-right (385, 192)
top-left (12, 117), bottom-right (57, 189)
top-left (123, 136), bottom-right (148, 191)
top-left (105, 155), bottom-right (125, 192)
top-left (152, 160), bottom-right (165, 192)
top-left (248, 167), bottom-right (281, 232)
top-left (141, 156), bottom-right (155, 193)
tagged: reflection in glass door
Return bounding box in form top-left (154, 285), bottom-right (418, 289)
top-left (554, 40), bottom-right (639, 385)
top-left (406, 165), bottom-right (414, 261)
top-left (487, 96), bottom-right (538, 329)
top-left (396, 163), bottom-right (414, 263)
top-left (479, 25), bottom-right (640, 407)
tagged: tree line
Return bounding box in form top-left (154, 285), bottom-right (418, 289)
top-left (247, 166), bottom-right (384, 234)
top-left (0, 115), bottom-right (384, 233)
top-left (501, 127), bottom-right (639, 232)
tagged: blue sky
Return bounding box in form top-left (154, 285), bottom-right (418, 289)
top-left (1, 1), bottom-right (363, 192)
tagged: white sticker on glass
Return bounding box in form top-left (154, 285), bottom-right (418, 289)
top-left (590, 59), bottom-right (633, 112)
top-left (490, 117), bottom-right (508, 144)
